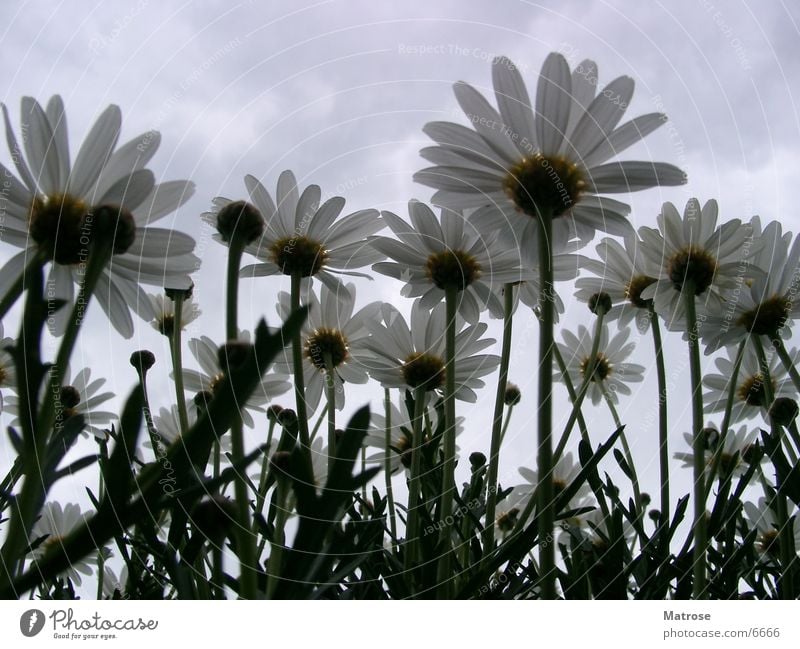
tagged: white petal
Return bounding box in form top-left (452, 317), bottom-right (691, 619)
top-left (535, 53), bottom-right (572, 155)
top-left (68, 104), bottom-right (122, 199)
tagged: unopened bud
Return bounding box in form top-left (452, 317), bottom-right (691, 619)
top-left (589, 292), bottom-right (612, 316)
top-left (216, 200), bottom-right (264, 245)
top-left (267, 404), bottom-right (284, 423)
top-left (469, 451), bottom-right (487, 469)
top-left (504, 383), bottom-right (521, 406)
top-left (130, 349), bottom-right (156, 374)
top-left (277, 408), bottom-right (297, 428)
top-left (769, 397), bottom-right (799, 427)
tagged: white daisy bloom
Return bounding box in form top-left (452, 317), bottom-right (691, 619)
top-left (703, 339), bottom-right (797, 424)
top-left (5, 365), bottom-right (116, 439)
top-left (102, 564), bottom-right (129, 599)
top-left (179, 332), bottom-right (292, 428)
top-left (369, 201), bottom-right (528, 322)
top-left (203, 170), bottom-right (385, 294)
top-left (700, 216), bottom-right (800, 352)
top-left (743, 497), bottom-right (800, 559)
top-left (149, 292), bottom-right (201, 337)
top-left (414, 53), bottom-right (685, 252)
top-left (363, 300), bottom-right (500, 403)
top-left (673, 425), bottom-right (762, 478)
top-left (555, 324), bottom-right (645, 406)
top-left (273, 282), bottom-right (380, 413)
top-left (0, 96), bottom-right (198, 338)
top-left (363, 397), bottom-right (462, 474)
top-left (512, 453), bottom-right (593, 520)
top-left (28, 502), bottom-right (93, 585)
top-left (638, 198), bottom-right (757, 330)
top-left (575, 234), bottom-right (659, 333)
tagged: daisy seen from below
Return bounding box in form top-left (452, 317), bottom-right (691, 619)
top-left (203, 170), bottom-right (385, 294)
top-left (369, 200), bottom-right (528, 322)
top-left (638, 198), bottom-right (757, 329)
top-left (512, 453), bottom-right (593, 522)
top-left (555, 324), bottom-right (645, 406)
top-left (28, 502), bottom-right (93, 585)
top-left (5, 365), bottom-right (116, 439)
top-left (414, 53), bottom-right (686, 251)
top-left (743, 497), bottom-right (800, 560)
top-left (364, 397), bottom-right (463, 474)
top-left (149, 291), bottom-right (201, 337)
top-left (364, 300), bottom-right (500, 403)
top-left (703, 339), bottom-right (797, 424)
top-left (0, 96), bottom-right (198, 338)
top-left (179, 332), bottom-right (291, 428)
top-left (575, 234), bottom-right (659, 333)
top-left (673, 425), bottom-right (762, 478)
top-left (699, 216), bottom-right (800, 352)
top-left (273, 282), bottom-right (380, 412)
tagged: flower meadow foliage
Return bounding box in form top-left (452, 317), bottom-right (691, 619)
top-left (1, 51), bottom-right (799, 601)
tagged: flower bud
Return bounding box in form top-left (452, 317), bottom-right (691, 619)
top-left (130, 349), bottom-right (156, 374)
top-left (165, 283), bottom-right (194, 300)
top-left (769, 397), bottom-right (799, 427)
top-left (504, 383), bottom-right (521, 406)
top-left (216, 201), bottom-right (264, 245)
top-left (589, 292), bottom-right (612, 316)
top-left (277, 408), bottom-right (297, 428)
top-left (267, 404), bottom-right (285, 423)
top-left (469, 451), bottom-right (487, 469)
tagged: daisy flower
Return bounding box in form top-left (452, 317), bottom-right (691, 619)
top-left (512, 453), bottom-right (593, 521)
top-left (574, 234), bottom-right (659, 333)
top-left (364, 397), bottom-right (463, 474)
top-left (179, 332), bottom-right (292, 428)
top-left (700, 216), bottom-right (800, 352)
top-left (703, 340), bottom-right (797, 423)
top-left (363, 300), bottom-right (500, 403)
top-left (638, 198), bottom-right (757, 329)
top-left (743, 497), bottom-right (800, 559)
top-left (0, 96), bottom-right (198, 338)
top-left (149, 291), bottom-right (201, 337)
top-left (369, 201), bottom-right (528, 322)
top-left (28, 502), bottom-right (93, 585)
top-left (555, 324), bottom-right (645, 405)
top-left (414, 53), bottom-right (686, 252)
top-left (5, 365), bottom-right (116, 439)
top-left (102, 565), bottom-right (129, 599)
top-left (273, 282), bottom-right (379, 412)
top-left (673, 425), bottom-right (762, 478)
top-left (203, 170), bottom-right (385, 294)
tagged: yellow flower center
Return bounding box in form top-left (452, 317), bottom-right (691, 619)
top-left (503, 154), bottom-right (585, 218)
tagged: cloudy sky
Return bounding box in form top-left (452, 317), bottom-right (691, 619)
top-left (1, 0), bottom-right (799, 519)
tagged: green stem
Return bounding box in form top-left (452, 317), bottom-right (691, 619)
top-left (773, 336), bottom-right (800, 394)
top-left (552, 310), bottom-right (605, 463)
top-left (225, 238), bottom-right (257, 599)
top-left (704, 338), bottom-right (748, 502)
top-left (324, 352), bottom-right (336, 476)
top-left (290, 272), bottom-right (313, 475)
top-left (404, 386), bottom-right (426, 577)
top-left (684, 281), bottom-right (707, 599)
top-left (482, 283), bottom-right (514, 565)
top-left (649, 306), bottom-right (670, 530)
top-left (498, 404), bottom-right (515, 447)
top-left (170, 293), bottom-right (190, 435)
top-left (265, 477), bottom-right (289, 599)
top-left (1, 245), bottom-right (109, 581)
top-left (535, 209), bottom-right (556, 600)
top-left (436, 285), bottom-right (458, 598)
top-left (383, 389), bottom-right (398, 542)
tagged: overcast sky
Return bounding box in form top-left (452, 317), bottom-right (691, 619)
top-left (2, 0), bottom-right (799, 519)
